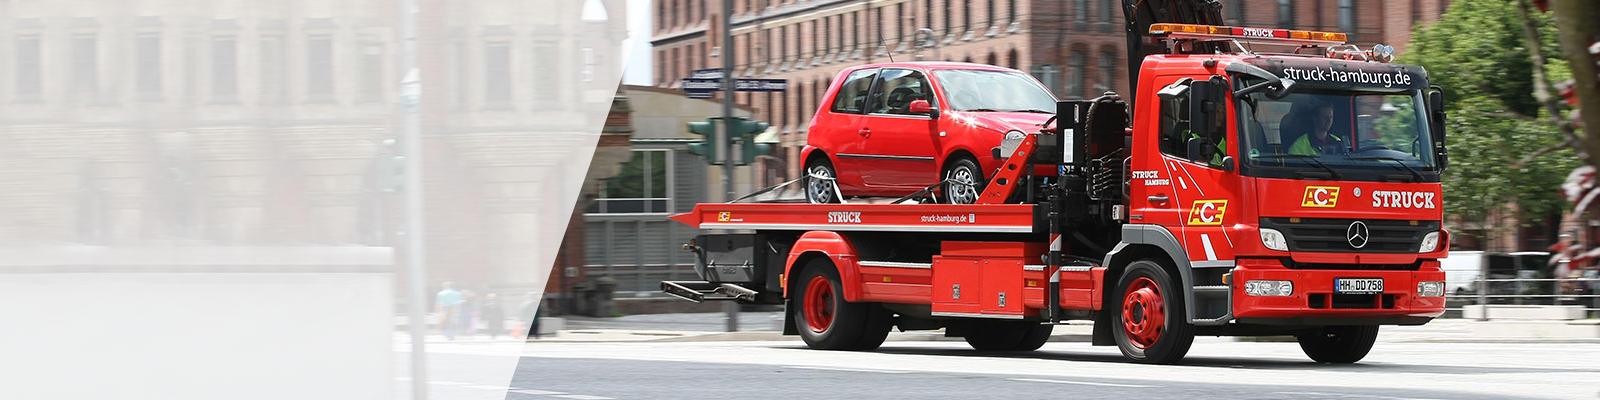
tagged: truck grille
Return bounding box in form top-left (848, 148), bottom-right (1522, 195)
top-left (1260, 217), bottom-right (1439, 253)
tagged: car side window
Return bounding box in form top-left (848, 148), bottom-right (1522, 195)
top-left (868, 68), bottom-right (936, 115)
top-left (830, 69), bottom-right (878, 114)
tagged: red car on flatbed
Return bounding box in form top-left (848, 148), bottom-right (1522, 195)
top-left (801, 62), bottom-right (1058, 204)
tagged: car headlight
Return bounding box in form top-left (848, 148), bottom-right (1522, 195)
top-left (1417, 281), bottom-right (1445, 297)
top-left (1418, 231), bottom-right (1441, 253)
top-left (1244, 280), bottom-right (1294, 297)
top-left (999, 130), bottom-right (1026, 158)
top-left (1260, 228), bottom-right (1288, 251)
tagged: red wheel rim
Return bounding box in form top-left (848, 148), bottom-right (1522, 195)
top-left (1121, 276), bottom-right (1166, 349)
top-left (803, 276), bottom-right (835, 333)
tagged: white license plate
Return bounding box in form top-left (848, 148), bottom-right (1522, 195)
top-left (1335, 278), bottom-right (1384, 294)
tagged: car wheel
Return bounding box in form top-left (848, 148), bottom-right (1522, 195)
top-left (1295, 325), bottom-right (1379, 364)
top-left (805, 159), bottom-right (839, 204)
top-left (942, 158), bottom-right (985, 205)
top-left (1112, 260), bottom-right (1195, 364)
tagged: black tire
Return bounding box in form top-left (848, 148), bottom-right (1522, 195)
top-left (1295, 325), bottom-right (1379, 364)
top-left (942, 157), bottom-right (986, 204)
top-left (804, 158), bottom-right (839, 204)
top-left (964, 322), bottom-right (1053, 351)
top-left (1111, 260), bottom-right (1195, 364)
top-left (792, 260), bottom-right (887, 350)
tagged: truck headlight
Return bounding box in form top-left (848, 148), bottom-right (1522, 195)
top-left (999, 130), bottom-right (1026, 158)
top-left (1260, 228), bottom-right (1288, 251)
top-left (1244, 280), bottom-right (1294, 296)
top-left (1417, 281), bottom-right (1445, 297)
top-left (1418, 231), bottom-right (1441, 253)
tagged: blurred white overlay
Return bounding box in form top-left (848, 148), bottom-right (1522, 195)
top-left (0, 1), bottom-right (628, 399)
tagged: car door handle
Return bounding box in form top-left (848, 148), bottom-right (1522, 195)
top-left (1147, 195), bottom-right (1170, 204)
top-left (857, 128), bottom-right (871, 136)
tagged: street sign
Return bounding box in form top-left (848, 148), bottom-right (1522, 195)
top-left (681, 77), bottom-right (788, 93)
top-left (686, 91), bottom-right (714, 99)
top-left (691, 68), bottom-right (723, 79)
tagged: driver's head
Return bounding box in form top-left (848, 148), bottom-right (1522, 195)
top-left (1311, 104), bottom-right (1335, 138)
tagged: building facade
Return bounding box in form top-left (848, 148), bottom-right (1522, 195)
top-left (0, 0), bottom-right (629, 297)
top-left (650, 0), bottom-right (1450, 185)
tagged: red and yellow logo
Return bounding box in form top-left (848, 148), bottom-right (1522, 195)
top-left (1301, 186), bottom-right (1340, 208)
top-left (1187, 200), bottom-right (1228, 226)
top-left (718, 212), bottom-right (732, 222)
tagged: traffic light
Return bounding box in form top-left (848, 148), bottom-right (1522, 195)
top-left (376, 138), bottom-right (405, 192)
top-left (730, 118), bottom-right (772, 165)
top-left (686, 118), bottom-right (721, 165)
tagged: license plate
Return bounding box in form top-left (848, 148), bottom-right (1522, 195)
top-left (1335, 278), bottom-right (1384, 294)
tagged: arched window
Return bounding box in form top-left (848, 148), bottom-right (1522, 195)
top-left (1007, 49), bottom-right (1020, 70)
top-left (1067, 49), bottom-right (1086, 99)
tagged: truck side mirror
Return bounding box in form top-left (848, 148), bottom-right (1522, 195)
top-left (908, 99), bottom-right (938, 119)
top-left (1187, 137), bottom-right (1214, 162)
top-left (1189, 79), bottom-right (1214, 140)
top-left (1428, 86), bottom-right (1447, 169)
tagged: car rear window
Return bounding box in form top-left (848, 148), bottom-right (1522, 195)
top-left (830, 68), bottom-right (877, 114)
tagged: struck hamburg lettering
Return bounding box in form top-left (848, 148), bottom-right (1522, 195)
top-left (828, 211), bottom-right (863, 223)
top-left (1370, 190), bottom-right (1437, 209)
top-left (1281, 66), bottom-right (1414, 88)
top-left (920, 214), bottom-right (976, 223)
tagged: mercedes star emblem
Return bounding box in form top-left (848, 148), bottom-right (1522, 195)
top-left (1347, 221), bottom-right (1370, 249)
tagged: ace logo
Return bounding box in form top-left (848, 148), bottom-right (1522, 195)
top-left (718, 212), bottom-right (732, 222)
top-left (1301, 186), bottom-right (1340, 208)
top-left (1187, 200), bottom-right (1228, 226)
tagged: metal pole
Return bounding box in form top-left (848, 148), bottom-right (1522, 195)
top-left (720, 0), bottom-right (740, 333)
top-left (398, 0), bottom-right (429, 398)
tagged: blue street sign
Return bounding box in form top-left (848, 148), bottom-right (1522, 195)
top-left (680, 77), bottom-right (787, 93)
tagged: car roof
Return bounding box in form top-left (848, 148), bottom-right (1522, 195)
top-left (845, 61), bottom-right (1019, 73)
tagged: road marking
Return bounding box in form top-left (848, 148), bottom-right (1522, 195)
top-left (465, 385), bottom-right (511, 390)
top-left (509, 389), bottom-right (568, 395)
top-left (1010, 378), bottom-right (1156, 388)
top-left (1271, 392), bottom-right (1445, 400)
top-left (428, 381), bottom-right (470, 386)
top-left (787, 365), bottom-right (912, 374)
top-left (551, 395), bottom-right (614, 400)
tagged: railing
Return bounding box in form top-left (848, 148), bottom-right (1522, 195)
top-left (1444, 276), bottom-right (1600, 318)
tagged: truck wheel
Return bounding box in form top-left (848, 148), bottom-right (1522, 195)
top-left (793, 260), bottom-right (884, 350)
top-left (964, 322), bottom-right (1053, 351)
top-left (1112, 260), bottom-right (1194, 364)
top-left (942, 158), bottom-right (985, 204)
top-left (804, 159), bottom-right (839, 204)
top-left (1295, 325), bottom-right (1379, 363)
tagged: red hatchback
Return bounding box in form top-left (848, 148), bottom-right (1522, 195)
top-left (801, 62), bottom-right (1058, 204)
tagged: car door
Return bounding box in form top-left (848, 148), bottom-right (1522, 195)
top-left (855, 68), bottom-right (940, 189)
top-left (820, 68), bottom-right (878, 190)
top-left (1135, 75), bottom-right (1241, 267)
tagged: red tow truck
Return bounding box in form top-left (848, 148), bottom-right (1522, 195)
top-left (662, 1), bottom-right (1451, 364)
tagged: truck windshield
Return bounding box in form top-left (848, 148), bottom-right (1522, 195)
top-left (932, 69), bottom-right (1057, 112)
top-left (1235, 86), bottom-right (1438, 182)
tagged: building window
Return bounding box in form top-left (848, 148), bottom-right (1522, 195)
top-left (211, 35), bottom-right (237, 102)
top-left (260, 35), bottom-right (286, 104)
top-left (136, 33), bottom-right (162, 100)
top-left (306, 34), bottom-right (333, 101)
top-left (986, 0), bottom-right (994, 26)
top-left (1098, 49), bottom-right (1116, 93)
top-left (484, 41), bottom-right (511, 106)
top-left (358, 42), bottom-right (383, 103)
top-left (71, 34), bottom-right (98, 102)
top-left (588, 149), bottom-right (671, 214)
top-left (1067, 50), bottom-right (1086, 99)
top-left (1100, 0), bottom-right (1114, 23)
top-left (1339, 0), bottom-right (1355, 34)
top-left (942, 0), bottom-right (951, 35)
top-left (962, 0), bottom-right (971, 31)
top-left (532, 42), bottom-right (558, 103)
top-left (1229, 1), bottom-right (1245, 24)
top-left (14, 34), bottom-right (41, 101)
top-left (1277, 0), bottom-right (1295, 28)
top-left (1008, 0), bottom-right (1017, 23)
top-left (1074, 0), bottom-right (1088, 22)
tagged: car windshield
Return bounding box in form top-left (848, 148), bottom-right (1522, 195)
top-left (932, 69), bottom-right (1057, 112)
top-left (1235, 83), bottom-right (1438, 181)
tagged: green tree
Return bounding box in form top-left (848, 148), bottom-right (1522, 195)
top-left (1401, 0), bottom-right (1580, 238)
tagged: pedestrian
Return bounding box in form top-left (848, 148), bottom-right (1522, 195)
top-left (460, 290), bottom-right (477, 336)
top-left (481, 293), bottom-right (504, 339)
top-left (434, 281), bottom-right (464, 340)
top-left (519, 292), bottom-right (544, 340)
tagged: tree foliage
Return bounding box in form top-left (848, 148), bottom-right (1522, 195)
top-left (1401, 0), bottom-right (1579, 226)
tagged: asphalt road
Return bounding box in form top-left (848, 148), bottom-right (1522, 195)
top-left (403, 337), bottom-right (1600, 400)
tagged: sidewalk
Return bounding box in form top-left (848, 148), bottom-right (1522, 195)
top-left (399, 312), bottom-right (1600, 344)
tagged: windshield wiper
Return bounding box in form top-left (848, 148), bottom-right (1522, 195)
top-left (1005, 108), bottom-right (1055, 114)
top-left (1253, 154), bottom-right (1342, 179)
top-left (1349, 156), bottom-right (1424, 182)
top-left (963, 108), bottom-right (1002, 112)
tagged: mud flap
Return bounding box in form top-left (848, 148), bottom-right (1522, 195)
top-left (782, 299), bottom-right (799, 335)
top-left (1092, 311), bottom-right (1115, 346)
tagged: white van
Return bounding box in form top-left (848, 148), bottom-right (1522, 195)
top-left (1440, 250), bottom-right (1483, 296)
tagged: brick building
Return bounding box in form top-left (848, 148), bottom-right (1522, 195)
top-left (650, 0), bottom-right (1449, 184)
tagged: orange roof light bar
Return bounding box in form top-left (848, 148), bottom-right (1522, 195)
top-left (1149, 23), bottom-right (1347, 46)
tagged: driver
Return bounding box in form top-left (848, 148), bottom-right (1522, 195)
top-left (1288, 104), bottom-right (1342, 156)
